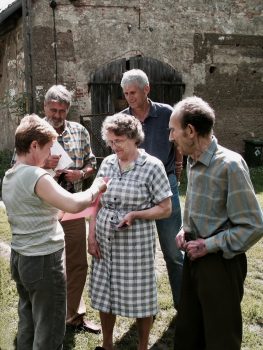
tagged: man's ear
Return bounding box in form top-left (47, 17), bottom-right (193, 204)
top-left (187, 124), bottom-right (196, 137)
top-left (144, 85), bottom-right (150, 96)
top-left (31, 140), bottom-right (38, 150)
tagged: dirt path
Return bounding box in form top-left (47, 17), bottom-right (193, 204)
top-left (0, 241), bottom-right (10, 260)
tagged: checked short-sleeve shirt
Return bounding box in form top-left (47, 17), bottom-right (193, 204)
top-left (56, 120), bottom-right (96, 192)
top-left (89, 149), bottom-right (172, 317)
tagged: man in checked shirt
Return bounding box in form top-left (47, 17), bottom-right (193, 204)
top-left (169, 96), bottom-right (263, 350)
top-left (43, 85), bottom-right (101, 334)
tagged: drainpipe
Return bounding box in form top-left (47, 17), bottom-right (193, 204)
top-left (49, 0), bottom-right (58, 84)
top-left (22, 0), bottom-right (36, 113)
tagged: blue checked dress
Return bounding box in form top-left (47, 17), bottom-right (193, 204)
top-left (89, 149), bottom-right (172, 317)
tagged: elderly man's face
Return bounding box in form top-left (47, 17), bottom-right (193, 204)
top-left (44, 100), bottom-right (69, 131)
top-left (169, 114), bottom-right (192, 156)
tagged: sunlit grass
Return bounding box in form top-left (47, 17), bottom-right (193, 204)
top-left (0, 167), bottom-right (262, 349)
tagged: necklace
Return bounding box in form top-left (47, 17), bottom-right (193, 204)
top-left (119, 161), bottom-right (135, 173)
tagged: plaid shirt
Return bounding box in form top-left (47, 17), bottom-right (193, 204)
top-left (56, 120), bottom-right (96, 192)
top-left (184, 136), bottom-right (263, 259)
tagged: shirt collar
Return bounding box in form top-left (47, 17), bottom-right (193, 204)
top-left (189, 136), bottom-right (218, 167)
top-left (108, 148), bottom-right (148, 167)
top-left (128, 99), bottom-right (158, 119)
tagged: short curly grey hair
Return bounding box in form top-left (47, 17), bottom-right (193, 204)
top-left (101, 113), bottom-right (144, 146)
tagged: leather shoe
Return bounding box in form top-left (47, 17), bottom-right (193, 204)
top-left (94, 347), bottom-right (106, 350)
top-left (68, 319), bottom-right (101, 334)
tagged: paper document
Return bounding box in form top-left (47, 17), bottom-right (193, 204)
top-left (51, 141), bottom-right (74, 170)
top-left (61, 177), bottom-right (109, 221)
top-left (61, 194), bottom-right (101, 221)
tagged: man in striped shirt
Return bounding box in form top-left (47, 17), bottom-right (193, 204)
top-left (169, 96), bottom-right (263, 350)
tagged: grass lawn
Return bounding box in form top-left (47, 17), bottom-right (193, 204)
top-left (0, 167), bottom-right (262, 349)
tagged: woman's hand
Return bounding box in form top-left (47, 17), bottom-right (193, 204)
top-left (92, 176), bottom-right (108, 193)
top-left (117, 212), bottom-right (136, 229)
top-left (88, 236), bottom-right (101, 259)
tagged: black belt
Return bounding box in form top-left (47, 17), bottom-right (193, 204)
top-left (185, 223), bottom-right (231, 242)
top-left (166, 170), bottom-right (175, 176)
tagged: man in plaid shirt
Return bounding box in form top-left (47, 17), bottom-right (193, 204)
top-left (43, 85), bottom-right (101, 334)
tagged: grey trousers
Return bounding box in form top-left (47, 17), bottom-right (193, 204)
top-left (10, 248), bottom-right (66, 350)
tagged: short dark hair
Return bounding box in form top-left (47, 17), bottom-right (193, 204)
top-left (173, 96), bottom-right (215, 136)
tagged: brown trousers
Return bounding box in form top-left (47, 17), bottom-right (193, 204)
top-left (61, 218), bottom-right (88, 324)
top-left (174, 252), bottom-right (247, 350)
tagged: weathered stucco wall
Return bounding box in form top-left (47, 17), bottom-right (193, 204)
top-left (1, 0), bottom-right (263, 154)
top-left (0, 15), bottom-right (24, 151)
top-left (194, 33), bottom-right (263, 152)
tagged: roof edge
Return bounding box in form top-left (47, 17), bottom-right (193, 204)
top-left (0, 0), bottom-right (22, 26)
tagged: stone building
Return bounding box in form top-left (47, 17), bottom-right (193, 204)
top-left (0, 0), bottom-right (263, 161)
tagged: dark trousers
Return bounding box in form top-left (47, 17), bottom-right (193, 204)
top-left (174, 252), bottom-right (247, 350)
top-left (11, 248), bottom-right (66, 350)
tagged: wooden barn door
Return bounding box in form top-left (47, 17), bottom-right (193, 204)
top-left (81, 56), bottom-right (185, 161)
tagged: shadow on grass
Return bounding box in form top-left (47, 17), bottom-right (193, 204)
top-left (112, 316), bottom-right (176, 350)
top-left (13, 335), bottom-right (17, 349)
top-left (114, 322), bottom-right (138, 349)
top-left (12, 328), bottom-right (77, 350)
top-left (63, 326), bottom-right (76, 350)
top-left (150, 316), bottom-right (176, 349)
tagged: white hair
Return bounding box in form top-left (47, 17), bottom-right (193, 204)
top-left (121, 69), bottom-right (149, 89)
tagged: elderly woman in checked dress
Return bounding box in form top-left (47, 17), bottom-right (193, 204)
top-left (88, 113), bottom-right (172, 350)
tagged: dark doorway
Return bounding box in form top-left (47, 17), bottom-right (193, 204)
top-left (81, 56), bottom-right (185, 161)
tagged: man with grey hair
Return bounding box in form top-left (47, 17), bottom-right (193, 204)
top-left (169, 96), bottom-right (263, 350)
top-left (121, 69), bottom-right (184, 309)
top-left (43, 85), bottom-right (101, 333)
